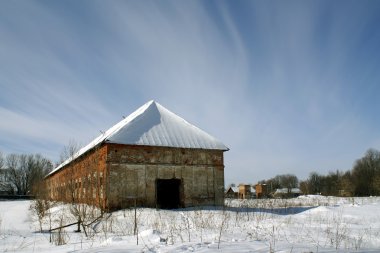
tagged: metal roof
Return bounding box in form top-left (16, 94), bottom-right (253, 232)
top-left (47, 100), bottom-right (228, 176)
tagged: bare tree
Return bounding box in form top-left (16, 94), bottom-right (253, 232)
top-left (6, 153), bottom-right (52, 195)
top-left (0, 151), bottom-right (3, 169)
top-left (261, 174), bottom-right (299, 195)
top-left (352, 148), bottom-right (380, 196)
top-left (307, 172), bottom-right (322, 194)
top-left (276, 174), bottom-right (298, 192)
top-left (6, 154), bottom-right (23, 194)
top-left (57, 140), bottom-right (81, 202)
top-left (59, 139), bottom-right (81, 164)
top-left (58, 141), bottom-right (104, 235)
top-left (30, 154), bottom-right (53, 194)
top-left (0, 151), bottom-right (13, 193)
top-left (30, 197), bottom-right (54, 232)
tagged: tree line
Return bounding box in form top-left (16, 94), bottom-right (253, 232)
top-left (258, 148), bottom-right (380, 197)
top-left (300, 148), bottom-right (380, 196)
top-left (0, 141), bottom-right (80, 196)
top-left (258, 173), bottom-right (299, 194)
top-left (0, 150), bottom-right (53, 195)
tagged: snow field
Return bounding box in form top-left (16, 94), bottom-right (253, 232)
top-left (1, 196), bottom-right (380, 252)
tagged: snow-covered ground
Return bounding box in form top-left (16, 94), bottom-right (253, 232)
top-left (1, 196), bottom-right (380, 252)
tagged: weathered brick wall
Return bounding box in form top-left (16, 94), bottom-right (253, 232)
top-left (45, 143), bottom-right (226, 210)
top-left (45, 145), bottom-right (108, 209)
top-left (106, 144), bottom-right (225, 209)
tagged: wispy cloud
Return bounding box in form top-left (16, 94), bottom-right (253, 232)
top-left (0, 1), bottom-right (252, 163)
top-left (1, 1), bottom-right (380, 183)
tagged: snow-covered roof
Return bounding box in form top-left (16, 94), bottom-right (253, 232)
top-left (274, 188), bottom-right (302, 194)
top-left (291, 188), bottom-right (302, 194)
top-left (47, 100), bottom-right (228, 177)
top-left (229, 187), bottom-right (239, 193)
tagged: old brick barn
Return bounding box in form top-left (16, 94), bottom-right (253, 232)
top-left (45, 101), bottom-right (228, 210)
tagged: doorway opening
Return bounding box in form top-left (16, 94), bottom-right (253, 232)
top-left (156, 179), bottom-right (181, 209)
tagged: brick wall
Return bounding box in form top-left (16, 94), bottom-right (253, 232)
top-left (45, 143), bottom-right (225, 210)
top-left (45, 145), bottom-right (108, 209)
top-left (106, 144), bottom-right (225, 209)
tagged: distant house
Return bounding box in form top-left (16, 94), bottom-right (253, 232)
top-left (45, 101), bottom-right (228, 210)
top-left (255, 183), bottom-right (268, 198)
top-left (273, 188), bottom-right (302, 198)
top-left (225, 186), bottom-right (238, 198)
top-left (225, 184), bottom-right (256, 199)
top-left (238, 184), bottom-right (253, 199)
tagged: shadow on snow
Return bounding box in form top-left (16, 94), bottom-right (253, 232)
top-left (166, 205), bottom-right (317, 215)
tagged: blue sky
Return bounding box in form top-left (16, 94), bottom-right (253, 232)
top-left (1, 0), bottom-right (380, 184)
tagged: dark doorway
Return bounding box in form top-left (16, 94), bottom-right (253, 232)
top-left (156, 179), bottom-right (181, 209)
